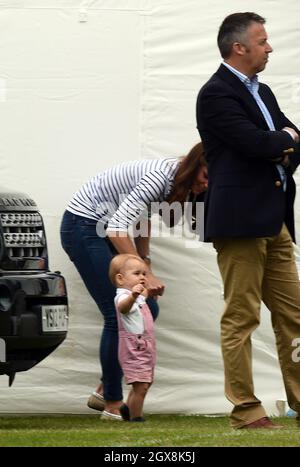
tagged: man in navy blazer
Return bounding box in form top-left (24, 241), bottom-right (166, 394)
top-left (197, 12), bottom-right (300, 429)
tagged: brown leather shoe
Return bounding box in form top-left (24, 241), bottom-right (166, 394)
top-left (241, 417), bottom-right (283, 429)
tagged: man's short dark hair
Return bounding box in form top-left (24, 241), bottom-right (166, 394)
top-left (217, 12), bottom-right (266, 59)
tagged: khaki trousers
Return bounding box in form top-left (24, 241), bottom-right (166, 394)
top-left (213, 224), bottom-right (300, 428)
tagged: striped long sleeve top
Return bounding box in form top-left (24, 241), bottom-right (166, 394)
top-left (66, 158), bottom-right (179, 232)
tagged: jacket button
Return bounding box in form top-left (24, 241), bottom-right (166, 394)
top-left (275, 180), bottom-right (282, 187)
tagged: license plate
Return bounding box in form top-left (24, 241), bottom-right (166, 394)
top-left (42, 305), bottom-right (68, 332)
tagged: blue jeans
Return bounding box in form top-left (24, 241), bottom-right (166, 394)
top-left (60, 210), bottom-right (159, 401)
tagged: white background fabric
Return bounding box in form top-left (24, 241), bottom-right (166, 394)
top-left (0, 0), bottom-right (300, 415)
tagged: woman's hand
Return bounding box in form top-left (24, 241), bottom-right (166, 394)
top-left (146, 271), bottom-right (165, 297)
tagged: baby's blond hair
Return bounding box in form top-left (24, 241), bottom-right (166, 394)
top-left (109, 254), bottom-right (145, 287)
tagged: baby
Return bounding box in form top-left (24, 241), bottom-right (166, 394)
top-left (109, 254), bottom-right (156, 422)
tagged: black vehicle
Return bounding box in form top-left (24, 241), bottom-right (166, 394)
top-left (0, 188), bottom-right (68, 385)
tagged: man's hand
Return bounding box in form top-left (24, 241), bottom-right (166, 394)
top-left (281, 154), bottom-right (290, 167)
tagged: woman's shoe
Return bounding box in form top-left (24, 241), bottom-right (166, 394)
top-left (87, 392), bottom-right (105, 412)
top-left (101, 410), bottom-right (122, 421)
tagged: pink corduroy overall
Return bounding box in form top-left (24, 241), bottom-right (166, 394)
top-left (115, 291), bottom-right (156, 384)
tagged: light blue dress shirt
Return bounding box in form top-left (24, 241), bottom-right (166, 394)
top-left (223, 62), bottom-right (287, 190)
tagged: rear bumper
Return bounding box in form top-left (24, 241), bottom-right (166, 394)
top-left (0, 272), bottom-right (68, 377)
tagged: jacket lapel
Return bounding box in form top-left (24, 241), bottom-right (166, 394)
top-left (215, 64), bottom-right (269, 129)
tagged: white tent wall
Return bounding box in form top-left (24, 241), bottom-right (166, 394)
top-left (0, 0), bottom-right (300, 415)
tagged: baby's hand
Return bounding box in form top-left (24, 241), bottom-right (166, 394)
top-left (131, 284), bottom-right (145, 298)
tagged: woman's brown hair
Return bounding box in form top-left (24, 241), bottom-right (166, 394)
top-left (166, 141), bottom-right (206, 205)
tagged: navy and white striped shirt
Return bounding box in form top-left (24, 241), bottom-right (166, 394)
top-left (66, 158), bottom-right (179, 231)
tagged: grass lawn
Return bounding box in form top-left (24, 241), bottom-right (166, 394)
top-left (0, 414), bottom-right (299, 447)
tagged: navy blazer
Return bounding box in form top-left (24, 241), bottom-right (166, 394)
top-left (196, 64), bottom-right (300, 242)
